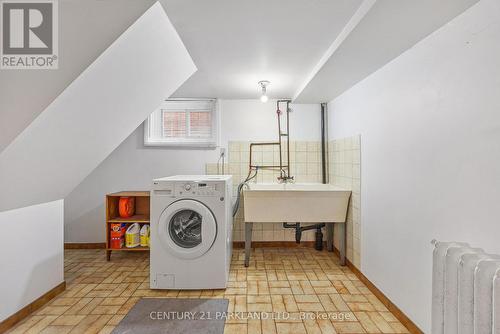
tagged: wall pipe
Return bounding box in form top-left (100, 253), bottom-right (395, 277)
top-left (282, 103), bottom-right (329, 250)
top-left (320, 103), bottom-right (328, 184)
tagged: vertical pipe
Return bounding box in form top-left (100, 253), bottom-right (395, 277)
top-left (320, 103), bottom-right (328, 184)
top-left (277, 100), bottom-right (283, 179)
top-left (286, 101), bottom-right (291, 180)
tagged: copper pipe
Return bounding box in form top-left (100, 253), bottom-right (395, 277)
top-left (247, 100), bottom-right (294, 182)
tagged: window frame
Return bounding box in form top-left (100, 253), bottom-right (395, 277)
top-left (143, 98), bottom-right (219, 148)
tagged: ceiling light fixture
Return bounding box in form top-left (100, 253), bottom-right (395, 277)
top-left (258, 80), bottom-right (270, 103)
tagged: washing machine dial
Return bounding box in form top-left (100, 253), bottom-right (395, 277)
top-left (184, 183), bottom-right (192, 191)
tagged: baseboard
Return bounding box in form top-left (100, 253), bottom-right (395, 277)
top-left (330, 247), bottom-right (423, 334)
top-left (64, 242), bottom-right (106, 249)
top-left (233, 241), bottom-right (324, 248)
top-left (0, 281), bottom-right (66, 333)
top-left (65, 241), bottom-right (316, 250)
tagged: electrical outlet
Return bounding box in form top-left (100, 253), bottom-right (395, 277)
top-left (220, 147), bottom-right (226, 156)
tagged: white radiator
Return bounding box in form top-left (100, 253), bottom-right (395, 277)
top-left (432, 241), bottom-right (500, 334)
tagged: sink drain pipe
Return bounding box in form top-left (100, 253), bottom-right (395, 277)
top-left (282, 103), bottom-right (329, 251)
top-left (283, 222), bottom-right (325, 250)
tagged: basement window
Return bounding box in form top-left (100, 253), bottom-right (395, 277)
top-left (144, 99), bottom-right (218, 148)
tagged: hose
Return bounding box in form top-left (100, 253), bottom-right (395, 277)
top-left (232, 168), bottom-right (258, 217)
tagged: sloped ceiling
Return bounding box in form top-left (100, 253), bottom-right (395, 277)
top-left (293, 0), bottom-right (481, 103)
top-left (0, 2), bottom-right (196, 211)
top-left (0, 0), bottom-right (156, 153)
top-left (0, 0), bottom-right (480, 154)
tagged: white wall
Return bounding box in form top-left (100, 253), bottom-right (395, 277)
top-left (327, 0), bottom-right (500, 331)
top-left (0, 200), bottom-right (64, 322)
top-left (64, 100), bottom-right (320, 242)
top-left (0, 0), bottom-right (155, 153)
top-left (0, 3), bottom-right (196, 212)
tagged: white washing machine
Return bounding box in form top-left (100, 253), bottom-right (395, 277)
top-left (150, 175), bottom-right (233, 289)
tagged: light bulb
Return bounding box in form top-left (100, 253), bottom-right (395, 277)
top-left (258, 80), bottom-right (270, 103)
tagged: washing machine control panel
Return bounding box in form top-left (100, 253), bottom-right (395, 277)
top-left (176, 182), bottom-right (221, 197)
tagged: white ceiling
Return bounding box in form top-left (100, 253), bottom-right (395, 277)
top-left (161, 0), bottom-right (479, 102)
top-left (0, 0), bottom-right (482, 154)
top-left (161, 0), bottom-right (363, 99)
top-left (293, 0), bottom-right (480, 103)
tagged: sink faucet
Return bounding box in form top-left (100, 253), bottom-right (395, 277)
top-left (277, 175), bottom-right (295, 183)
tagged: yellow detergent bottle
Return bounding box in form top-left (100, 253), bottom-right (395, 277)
top-left (125, 223), bottom-right (140, 248)
top-left (140, 224), bottom-right (150, 247)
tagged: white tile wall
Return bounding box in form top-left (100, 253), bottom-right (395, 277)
top-left (206, 140), bottom-right (323, 243)
top-left (329, 135), bottom-right (361, 268)
top-left (206, 137), bottom-right (361, 268)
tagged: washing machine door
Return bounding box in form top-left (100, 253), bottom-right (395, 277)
top-left (158, 199), bottom-right (217, 259)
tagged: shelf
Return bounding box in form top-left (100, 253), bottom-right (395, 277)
top-left (108, 214), bottom-right (150, 223)
top-left (106, 247), bottom-right (149, 251)
top-left (106, 191), bottom-right (150, 260)
top-left (107, 191), bottom-right (150, 197)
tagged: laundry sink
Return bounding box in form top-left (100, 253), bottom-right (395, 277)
top-left (243, 183), bottom-right (351, 223)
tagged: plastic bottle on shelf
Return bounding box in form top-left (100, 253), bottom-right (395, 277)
top-left (125, 223), bottom-right (140, 248)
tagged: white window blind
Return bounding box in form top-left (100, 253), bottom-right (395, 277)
top-left (144, 99), bottom-right (218, 147)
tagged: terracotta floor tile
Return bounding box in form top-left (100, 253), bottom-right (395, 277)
top-left (26, 316), bottom-right (58, 334)
top-left (7, 315), bottom-right (45, 334)
top-left (96, 325), bottom-right (114, 334)
top-left (354, 312), bottom-right (381, 333)
top-left (283, 295), bottom-right (298, 312)
top-left (235, 295), bottom-right (247, 312)
top-left (367, 312), bottom-right (395, 333)
top-left (379, 311), bottom-right (398, 323)
top-left (8, 249), bottom-right (410, 334)
top-left (247, 303), bottom-right (273, 312)
top-left (270, 288), bottom-right (293, 295)
top-left (297, 303), bottom-right (324, 312)
top-left (248, 319), bottom-right (262, 334)
top-left (105, 314), bottom-right (126, 326)
top-left (389, 321), bottom-right (410, 333)
top-left (99, 297), bottom-right (128, 306)
top-left (51, 315), bottom-right (86, 326)
top-left (248, 295), bottom-right (272, 304)
top-left (317, 295), bottom-right (337, 312)
top-left (39, 325), bottom-right (73, 334)
top-left (332, 321), bottom-right (367, 333)
top-left (302, 318), bottom-right (322, 334)
top-left (36, 306), bottom-right (72, 316)
top-left (225, 323), bottom-right (248, 334)
top-left (276, 322), bottom-right (307, 334)
top-left (316, 318), bottom-right (337, 334)
top-left (294, 295), bottom-right (320, 303)
top-left (50, 298), bottom-right (80, 307)
top-left (90, 305), bottom-right (121, 315)
top-left (69, 314), bottom-right (112, 334)
top-left (346, 302), bottom-right (375, 312)
top-left (260, 319), bottom-right (276, 334)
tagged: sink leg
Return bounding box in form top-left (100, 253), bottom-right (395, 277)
top-left (339, 223), bottom-right (346, 266)
top-left (326, 223), bottom-right (334, 252)
top-left (245, 222), bottom-right (253, 267)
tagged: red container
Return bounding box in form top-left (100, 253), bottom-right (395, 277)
top-left (110, 237), bottom-right (124, 249)
top-left (110, 223), bottom-right (126, 238)
top-left (119, 197), bottom-right (135, 218)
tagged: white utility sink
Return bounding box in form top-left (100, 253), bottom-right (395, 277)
top-left (243, 183), bottom-right (351, 223)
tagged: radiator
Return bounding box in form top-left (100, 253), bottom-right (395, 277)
top-left (432, 241), bottom-right (500, 334)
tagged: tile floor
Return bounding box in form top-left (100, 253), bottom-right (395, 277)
top-left (7, 248), bottom-right (409, 334)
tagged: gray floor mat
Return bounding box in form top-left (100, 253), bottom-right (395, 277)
top-left (111, 298), bottom-right (229, 334)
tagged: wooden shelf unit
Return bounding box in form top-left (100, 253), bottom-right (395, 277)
top-left (106, 191), bottom-right (150, 260)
